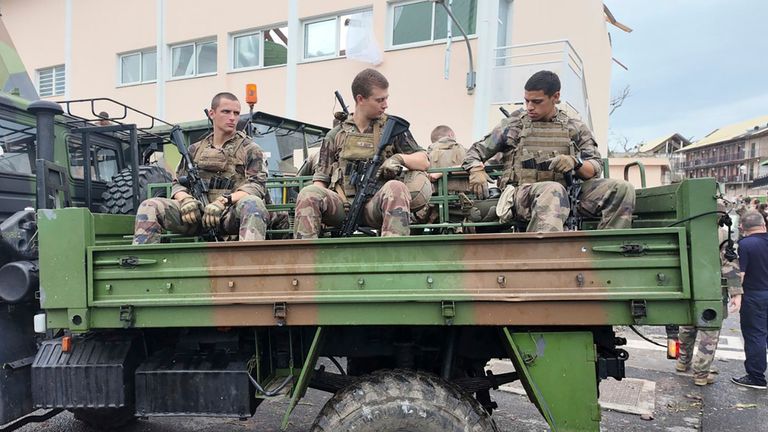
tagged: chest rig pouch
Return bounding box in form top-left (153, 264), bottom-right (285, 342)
top-left (192, 135), bottom-right (247, 201)
top-left (334, 121), bottom-right (382, 197)
top-left (499, 112), bottom-right (573, 189)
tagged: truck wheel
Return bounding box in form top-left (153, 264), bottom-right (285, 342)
top-left (310, 369), bottom-right (498, 432)
top-left (100, 165), bottom-right (172, 215)
top-left (72, 407), bottom-right (136, 430)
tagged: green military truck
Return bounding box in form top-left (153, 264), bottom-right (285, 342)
top-left (0, 96), bottom-right (726, 432)
top-left (0, 15), bottom-right (725, 432)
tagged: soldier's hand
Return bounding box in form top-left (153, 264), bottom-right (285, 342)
top-left (203, 199), bottom-right (226, 230)
top-left (378, 154), bottom-right (405, 180)
top-left (549, 155), bottom-right (578, 173)
top-left (729, 294), bottom-right (742, 314)
top-left (180, 197), bottom-right (203, 224)
top-left (469, 166), bottom-right (492, 199)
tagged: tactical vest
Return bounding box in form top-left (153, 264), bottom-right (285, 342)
top-left (429, 138), bottom-right (469, 193)
top-left (498, 111), bottom-right (573, 190)
top-left (330, 115), bottom-right (396, 197)
top-left (190, 131), bottom-right (251, 202)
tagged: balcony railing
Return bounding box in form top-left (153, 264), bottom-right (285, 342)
top-left (492, 40), bottom-right (591, 129)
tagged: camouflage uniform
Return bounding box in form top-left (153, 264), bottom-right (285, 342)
top-left (463, 108), bottom-right (635, 232)
top-left (294, 115), bottom-right (423, 238)
top-left (133, 131), bottom-right (269, 244)
top-left (678, 228), bottom-right (744, 382)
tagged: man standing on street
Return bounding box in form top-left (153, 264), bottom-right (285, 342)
top-left (732, 210), bottom-right (768, 389)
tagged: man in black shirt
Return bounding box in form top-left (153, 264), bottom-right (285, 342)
top-left (732, 211), bottom-right (768, 390)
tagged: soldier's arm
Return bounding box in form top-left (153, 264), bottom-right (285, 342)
top-left (311, 132), bottom-right (336, 189)
top-left (232, 143), bottom-right (268, 203)
top-left (394, 131), bottom-right (429, 171)
top-left (462, 118), bottom-right (517, 171)
top-left (571, 121), bottom-right (603, 180)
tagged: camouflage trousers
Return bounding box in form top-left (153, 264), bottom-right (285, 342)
top-left (678, 326), bottom-right (721, 379)
top-left (499, 177), bottom-right (636, 232)
top-left (293, 181), bottom-right (411, 239)
top-left (132, 195), bottom-right (269, 244)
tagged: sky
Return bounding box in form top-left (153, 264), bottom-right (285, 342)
top-left (603, 0), bottom-right (768, 150)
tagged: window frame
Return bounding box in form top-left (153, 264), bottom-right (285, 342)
top-left (37, 65), bottom-right (66, 98)
top-left (117, 48), bottom-right (157, 86)
top-left (229, 24), bottom-right (289, 72)
top-left (387, 0), bottom-right (478, 50)
top-left (300, 8), bottom-right (372, 63)
top-left (168, 38), bottom-right (218, 80)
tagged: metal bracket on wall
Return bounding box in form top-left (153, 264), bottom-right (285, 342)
top-left (119, 305), bottom-right (134, 328)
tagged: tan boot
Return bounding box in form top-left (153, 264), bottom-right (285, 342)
top-left (694, 373), bottom-right (716, 386)
top-left (675, 361), bottom-right (690, 372)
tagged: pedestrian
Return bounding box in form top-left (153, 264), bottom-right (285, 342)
top-left (676, 201), bottom-right (743, 385)
top-left (731, 210), bottom-right (768, 389)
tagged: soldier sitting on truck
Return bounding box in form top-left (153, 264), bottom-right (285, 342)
top-left (132, 92), bottom-right (269, 244)
top-left (462, 70), bottom-right (635, 232)
top-left (293, 68), bottom-right (430, 238)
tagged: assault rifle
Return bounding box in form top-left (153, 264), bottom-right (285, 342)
top-left (334, 90), bottom-right (350, 123)
top-left (499, 106), bottom-right (511, 118)
top-left (170, 125), bottom-right (217, 238)
top-left (563, 171), bottom-right (582, 231)
top-left (336, 115), bottom-right (411, 237)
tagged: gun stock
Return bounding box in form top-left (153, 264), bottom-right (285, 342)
top-left (564, 171), bottom-right (582, 231)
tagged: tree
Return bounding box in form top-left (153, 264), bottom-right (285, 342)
top-left (609, 85), bottom-right (631, 116)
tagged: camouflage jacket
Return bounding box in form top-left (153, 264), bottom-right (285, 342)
top-left (312, 115), bottom-right (424, 185)
top-left (462, 108), bottom-right (603, 176)
top-left (171, 131), bottom-right (267, 199)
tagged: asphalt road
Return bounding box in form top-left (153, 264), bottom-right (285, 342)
top-left (11, 313), bottom-right (768, 432)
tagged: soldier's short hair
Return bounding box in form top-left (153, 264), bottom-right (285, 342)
top-left (525, 71), bottom-right (561, 96)
top-left (741, 210), bottom-right (766, 230)
top-left (351, 68), bottom-right (389, 99)
top-left (430, 125), bottom-right (454, 143)
top-left (211, 92), bottom-right (239, 110)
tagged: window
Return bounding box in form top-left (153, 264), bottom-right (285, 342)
top-left (119, 49), bottom-right (157, 85)
top-left (231, 26), bottom-right (288, 70)
top-left (391, 0), bottom-right (477, 47)
top-left (0, 117), bottom-right (36, 175)
top-left (67, 136), bottom-right (119, 182)
top-left (302, 10), bottom-right (370, 60)
top-left (37, 65), bottom-right (65, 97)
top-left (170, 40), bottom-right (217, 78)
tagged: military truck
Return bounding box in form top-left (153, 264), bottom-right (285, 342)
top-left (0, 16), bottom-right (726, 432)
top-left (0, 92), bottom-right (726, 432)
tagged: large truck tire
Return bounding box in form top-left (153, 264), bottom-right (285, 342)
top-left (72, 407), bottom-right (136, 430)
top-left (100, 165), bottom-right (172, 215)
top-left (310, 369), bottom-right (499, 432)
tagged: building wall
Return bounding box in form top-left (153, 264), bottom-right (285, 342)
top-left (3, 0), bottom-right (611, 153)
top-left (608, 157), bottom-right (670, 188)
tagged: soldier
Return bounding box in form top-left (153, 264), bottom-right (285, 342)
top-left (428, 125), bottom-right (469, 193)
top-left (133, 92), bottom-right (269, 244)
top-left (676, 201), bottom-right (743, 385)
top-left (462, 70), bottom-right (635, 232)
top-left (293, 68), bottom-right (429, 238)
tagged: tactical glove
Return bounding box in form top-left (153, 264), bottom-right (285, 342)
top-left (180, 196), bottom-right (203, 225)
top-left (203, 199), bottom-right (226, 230)
top-left (549, 155), bottom-right (578, 174)
top-left (469, 165), bottom-right (492, 199)
top-left (378, 154), bottom-right (405, 180)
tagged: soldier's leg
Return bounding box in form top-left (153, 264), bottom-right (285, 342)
top-left (220, 195), bottom-right (269, 241)
top-left (133, 197), bottom-right (196, 244)
top-left (578, 178), bottom-right (635, 229)
top-left (364, 180), bottom-right (411, 237)
top-left (692, 329), bottom-right (721, 384)
top-left (293, 185), bottom-right (345, 239)
top-left (511, 182), bottom-right (569, 232)
top-left (677, 325), bottom-right (697, 371)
